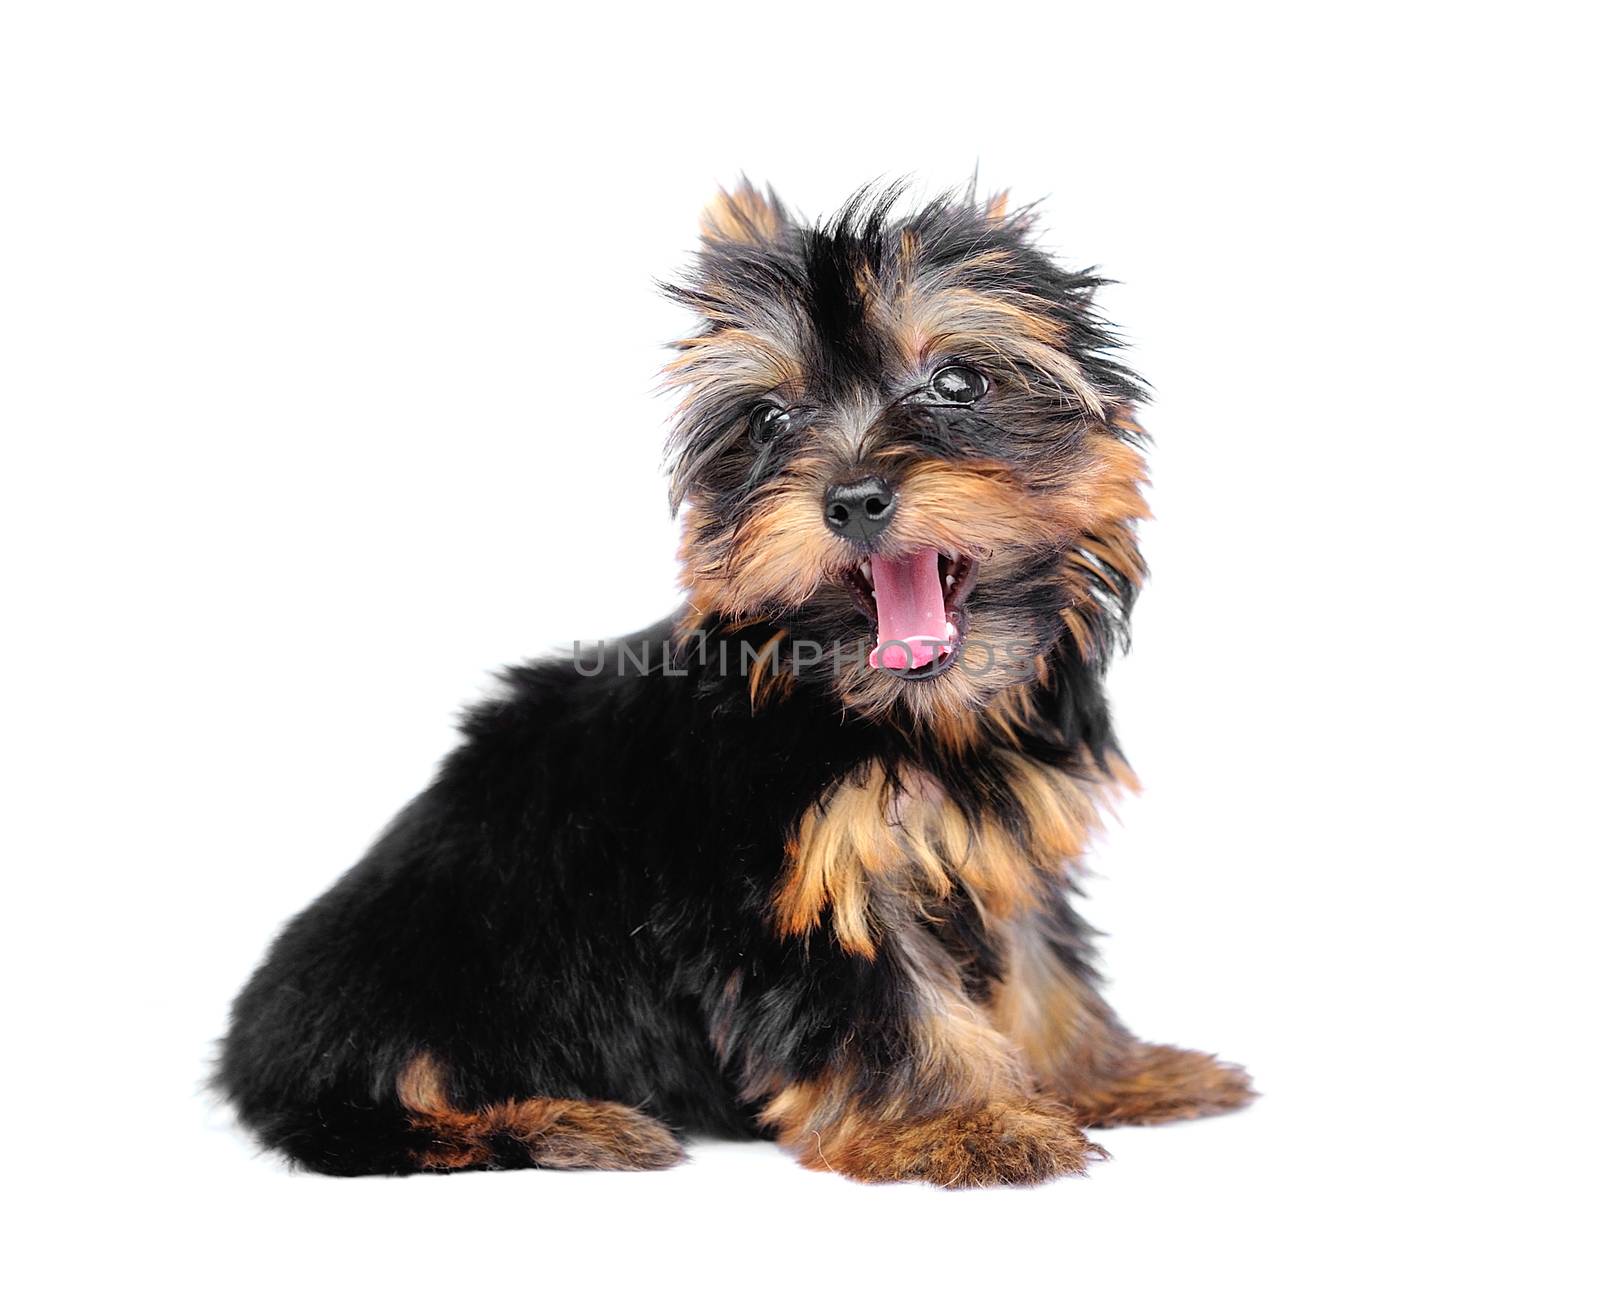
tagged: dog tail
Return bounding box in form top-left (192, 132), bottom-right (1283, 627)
top-left (219, 1052), bottom-right (686, 1176)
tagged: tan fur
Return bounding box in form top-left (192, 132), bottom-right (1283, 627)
top-left (396, 1053), bottom-right (685, 1171)
top-left (1055, 433), bottom-right (1151, 657)
top-left (774, 754), bottom-right (1102, 958)
top-left (755, 924), bottom-right (1102, 1187)
top-left (1067, 1044), bottom-right (1257, 1126)
top-left (662, 328), bottom-right (799, 409)
top-left (987, 922), bottom-right (1256, 1125)
top-left (876, 253), bottom-right (1108, 414)
top-left (988, 919), bottom-right (1132, 1094)
top-left (897, 920), bottom-right (1033, 1104)
top-left (780, 1097), bottom-right (1103, 1187)
top-left (757, 1004), bottom-right (1102, 1187)
top-left (681, 476), bottom-right (852, 618)
top-left (699, 180), bottom-right (786, 245)
top-left (743, 626), bottom-right (792, 709)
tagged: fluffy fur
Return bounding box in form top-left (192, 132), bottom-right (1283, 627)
top-left (218, 181), bottom-right (1253, 1186)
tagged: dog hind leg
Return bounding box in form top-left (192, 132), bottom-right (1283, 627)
top-left (235, 1054), bottom-right (685, 1176)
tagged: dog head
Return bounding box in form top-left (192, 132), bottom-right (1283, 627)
top-left (665, 182), bottom-right (1149, 729)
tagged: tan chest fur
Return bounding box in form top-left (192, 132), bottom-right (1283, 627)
top-left (774, 752), bottom-right (1128, 958)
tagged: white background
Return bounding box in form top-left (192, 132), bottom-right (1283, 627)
top-left (3, 2), bottom-right (1594, 1302)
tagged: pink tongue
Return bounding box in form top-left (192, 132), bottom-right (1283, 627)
top-left (869, 548), bottom-right (952, 671)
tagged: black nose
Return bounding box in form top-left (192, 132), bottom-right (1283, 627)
top-left (823, 476), bottom-right (896, 546)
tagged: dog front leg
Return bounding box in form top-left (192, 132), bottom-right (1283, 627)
top-left (990, 900), bottom-right (1256, 1126)
top-left (711, 918), bottom-right (1103, 1187)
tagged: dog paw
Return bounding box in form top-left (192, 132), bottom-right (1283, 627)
top-left (800, 1099), bottom-right (1105, 1188)
top-left (1069, 1044), bottom-right (1257, 1127)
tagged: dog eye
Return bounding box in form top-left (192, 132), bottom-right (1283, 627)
top-left (929, 365), bottom-right (988, 404)
top-left (749, 403), bottom-right (790, 444)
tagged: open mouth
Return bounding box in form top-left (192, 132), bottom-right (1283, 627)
top-left (843, 548), bottom-right (978, 680)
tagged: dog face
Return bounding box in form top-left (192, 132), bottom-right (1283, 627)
top-left (665, 183), bottom-right (1149, 727)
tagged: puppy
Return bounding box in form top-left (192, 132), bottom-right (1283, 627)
top-left (219, 182), bottom-right (1253, 1185)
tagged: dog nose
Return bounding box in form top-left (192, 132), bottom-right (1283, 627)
top-left (823, 476), bottom-right (897, 546)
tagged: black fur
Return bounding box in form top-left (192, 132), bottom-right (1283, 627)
top-left (219, 620), bottom-right (1114, 1173)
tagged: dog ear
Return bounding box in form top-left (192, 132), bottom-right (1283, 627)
top-left (980, 187), bottom-right (1040, 238)
top-left (699, 179), bottom-right (790, 246)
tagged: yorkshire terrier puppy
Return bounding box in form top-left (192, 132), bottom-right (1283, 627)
top-left (220, 182), bottom-right (1253, 1185)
